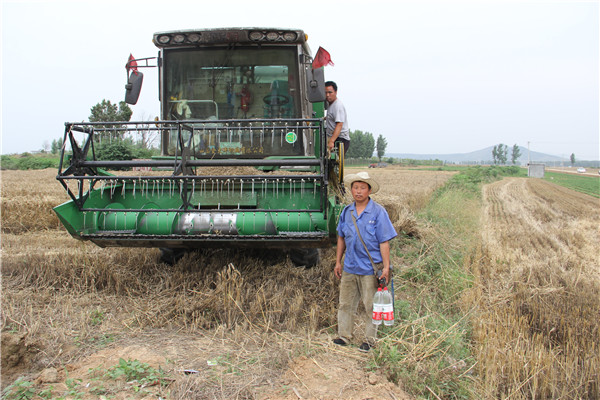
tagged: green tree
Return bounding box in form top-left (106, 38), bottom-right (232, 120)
top-left (89, 99), bottom-right (133, 143)
top-left (362, 132), bottom-right (375, 159)
top-left (51, 137), bottom-right (64, 155)
top-left (570, 153), bottom-right (576, 166)
top-left (510, 144), bottom-right (522, 165)
top-left (499, 144), bottom-right (508, 164)
top-left (493, 143), bottom-right (508, 165)
top-left (51, 139), bottom-right (59, 154)
top-left (376, 134), bottom-right (388, 162)
top-left (346, 130), bottom-right (375, 159)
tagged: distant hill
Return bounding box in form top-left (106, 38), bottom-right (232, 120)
top-left (387, 146), bottom-right (567, 165)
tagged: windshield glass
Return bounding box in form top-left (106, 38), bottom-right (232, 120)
top-left (165, 47), bottom-right (300, 120)
top-left (162, 47), bottom-right (310, 158)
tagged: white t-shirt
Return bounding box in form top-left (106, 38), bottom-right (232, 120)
top-left (325, 99), bottom-right (350, 141)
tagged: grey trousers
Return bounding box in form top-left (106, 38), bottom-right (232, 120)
top-left (337, 271), bottom-right (379, 345)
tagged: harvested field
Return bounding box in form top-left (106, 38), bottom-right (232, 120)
top-left (470, 177), bottom-right (599, 399)
top-left (1, 167), bottom-right (452, 399)
top-left (5, 167), bottom-right (597, 398)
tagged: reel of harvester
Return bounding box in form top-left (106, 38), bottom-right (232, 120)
top-left (54, 118), bottom-right (341, 254)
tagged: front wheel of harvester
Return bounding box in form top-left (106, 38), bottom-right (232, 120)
top-left (159, 248), bottom-right (187, 265)
top-left (289, 248), bottom-right (320, 268)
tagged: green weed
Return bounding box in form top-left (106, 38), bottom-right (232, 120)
top-left (2, 378), bottom-right (38, 400)
top-left (89, 309), bottom-right (105, 325)
top-left (74, 333), bottom-right (116, 348)
top-left (104, 358), bottom-right (168, 390)
top-left (57, 375), bottom-right (84, 400)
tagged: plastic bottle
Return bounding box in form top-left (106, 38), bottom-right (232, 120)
top-left (372, 287), bottom-right (383, 325)
top-left (382, 287), bottom-right (394, 326)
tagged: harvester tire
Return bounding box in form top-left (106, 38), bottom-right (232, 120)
top-left (159, 248), bottom-right (187, 265)
top-left (289, 248), bottom-right (320, 268)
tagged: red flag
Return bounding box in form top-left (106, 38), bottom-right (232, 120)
top-left (127, 53), bottom-right (138, 75)
top-left (312, 47), bottom-right (334, 69)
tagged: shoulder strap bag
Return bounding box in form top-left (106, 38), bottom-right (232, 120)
top-left (351, 212), bottom-right (387, 285)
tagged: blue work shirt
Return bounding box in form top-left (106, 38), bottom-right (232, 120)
top-left (337, 198), bottom-right (398, 275)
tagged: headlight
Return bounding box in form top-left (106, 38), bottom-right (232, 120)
top-left (266, 32), bottom-right (279, 41)
top-left (173, 34), bottom-right (185, 43)
top-left (283, 32), bottom-right (297, 41)
top-left (249, 31), bottom-right (263, 41)
top-left (188, 33), bottom-right (201, 43)
top-left (157, 35), bottom-right (170, 44)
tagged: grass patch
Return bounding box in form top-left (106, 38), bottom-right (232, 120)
top-left (443, 165), bottom-right (525, 192)
top-left (374, 170), bottom-right (489, 399)
top-left (544, 171), bottom-right (600, 197)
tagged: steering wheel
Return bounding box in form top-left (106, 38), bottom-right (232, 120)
top-left (263, 94), bottom-right (290, 106)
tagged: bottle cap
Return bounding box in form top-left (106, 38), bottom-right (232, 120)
top-left (384, 287), bottom-right (388, 290)
top-left (377, 287), bottom-right (382, 291)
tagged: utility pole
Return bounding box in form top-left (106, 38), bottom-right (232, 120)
top-left (527, 141), bottom-right (530, 165)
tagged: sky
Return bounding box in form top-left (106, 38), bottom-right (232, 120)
top-left (2, 0), bottom-right (599, 160)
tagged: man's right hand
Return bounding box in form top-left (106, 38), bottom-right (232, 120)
top-left (328, 139), bottom-right (335, 152)
top-left (334, 262), bottom-right (342, 279)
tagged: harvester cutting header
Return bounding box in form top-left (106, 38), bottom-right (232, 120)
top-left (54, 27), bottom-right (344, 266)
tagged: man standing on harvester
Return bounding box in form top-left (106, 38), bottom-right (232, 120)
top-left (333, 172), bottom-right (397, 352)
top-left (325, 81), bottom-right (350, 155)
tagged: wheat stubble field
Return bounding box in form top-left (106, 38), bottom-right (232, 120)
top-left (470, 177), bottom-right (599, 398)
top-left (1, 167), bottom-right (598, 399)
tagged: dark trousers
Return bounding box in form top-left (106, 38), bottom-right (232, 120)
top-left (335, 138), bottom-right (350, 156)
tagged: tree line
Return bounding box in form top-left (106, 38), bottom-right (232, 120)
top-left (492, 144), bottom-right (521, 165)
top-left (346, 130), bottom-right (388, 161)
top-left (493, 144), bottom-right (580, 166)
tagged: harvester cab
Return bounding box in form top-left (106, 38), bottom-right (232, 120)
top-left (54, 28), bottom-right (345, 266)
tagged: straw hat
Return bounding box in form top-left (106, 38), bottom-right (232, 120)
top-left (344, 171), bottom-right (380, 194)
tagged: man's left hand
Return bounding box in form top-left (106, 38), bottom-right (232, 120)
top-left (379, 267), bottom-right (390, 287)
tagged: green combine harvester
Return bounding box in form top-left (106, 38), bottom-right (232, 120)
top-left (54, 28), bottom-right (345, 266)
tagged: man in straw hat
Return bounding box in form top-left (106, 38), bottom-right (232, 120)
top-left (332, 171), bottom-right (397, 352)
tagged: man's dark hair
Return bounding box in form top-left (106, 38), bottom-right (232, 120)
top-left (325, 81), bottom-right (337, 92)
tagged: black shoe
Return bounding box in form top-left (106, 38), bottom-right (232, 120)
top-left (333, 338), bottom-right (347, 346)
top-left (358, 342), bottom-right (372, 352)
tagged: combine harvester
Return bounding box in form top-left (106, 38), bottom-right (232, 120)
top-left (54, 28), bottom-right (344, 266)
